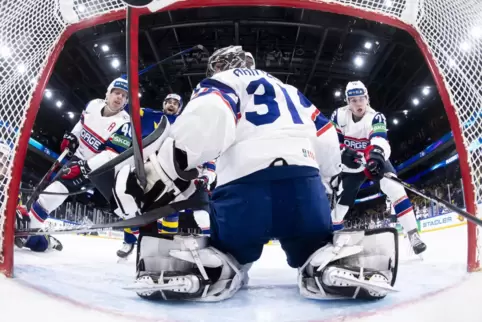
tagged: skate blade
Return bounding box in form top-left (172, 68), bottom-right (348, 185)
top-left (336, 274), bottom-right (398, 293)
top-left (123, 281), bottom-right (187, 292)
top-left (117, 256), bottom-right (130, 264)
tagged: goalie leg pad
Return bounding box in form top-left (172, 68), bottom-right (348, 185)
top-left (133, 235), bottom-right (249, 302)
top-left (299, 228), bottom-right (398, 300)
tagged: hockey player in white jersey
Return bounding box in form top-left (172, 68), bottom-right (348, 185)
top-left (17, 78), bottom-right (133, 247)
top-left (109, 46), bottom-right (399, 302)
top-left (330, 80), bottom-right (426, 254)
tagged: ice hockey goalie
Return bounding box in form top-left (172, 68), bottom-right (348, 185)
top-left (93, 45), bottom-right (399, 302)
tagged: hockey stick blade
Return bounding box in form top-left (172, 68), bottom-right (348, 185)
top-left (15, 196), bottom-right (208, 237)
top-left (383, 173), bottom-right (482, 227)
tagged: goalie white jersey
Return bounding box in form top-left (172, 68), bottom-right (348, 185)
top-left (70, 99), bottom-right (130, 161)
top-left (172, 68), bottom-right (341, 186)
top-left (330, 105), bottom-right (391, 160)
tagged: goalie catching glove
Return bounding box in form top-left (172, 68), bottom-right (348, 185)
top-left (112, 137), bottom-right (199, 220)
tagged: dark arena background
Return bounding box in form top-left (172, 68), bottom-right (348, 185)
top-left (0, 1), bottom-right (481, 321)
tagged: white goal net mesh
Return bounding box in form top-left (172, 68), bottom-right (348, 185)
top-left (0, 0), bottom-right (481, 275)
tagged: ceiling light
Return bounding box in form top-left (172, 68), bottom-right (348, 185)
top-left (45, 90), bottom-right (52, 99)
top-left (412, 98), bottom-right (420, 106)
top-left (354, 56), bottom-right (364, 67)
top-left (56, 100), bottom-right (63, 108)
top-left (393, 118), bottom-right (399, 125)
top-left (470, 26), bottom-right (482, 39)
top-left (334, 90), bottom-right (341, 97)
top-left (77, 4), bottom-right (86, 12)
top-left (0, 45), bottom-right (11, 58)
top-left (364, 41), bottom-right (373, 50)
top-left (422, 86), bottom-right (430, 96)
top-left (460, 41), bottom-right (471, 52)
top-left (138, 92), bottom-right (142, 98)
top-left (403, 110), bottom-right (408, 115)
top-left (17, 63), bottom-right (26, 74)
top-left (101, 44), bottom-right (110, 52)
top-left (111, 58), bottom-right (120, 68)
top-left (68, 112), bottom-right (74, 119)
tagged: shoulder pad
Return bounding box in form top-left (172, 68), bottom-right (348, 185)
top-left (85, 99), bottom-right (104, 111)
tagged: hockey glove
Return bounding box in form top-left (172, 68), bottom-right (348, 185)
top-left (60, 132), bottom-right (79, 154)
top-left (364, 145), bottom-right (386, 181)
top-left (340, 144), bottom-right (363, 169)
top-left (194, 176), bottom-right (210, 190)
top-left (60, 160), bottom-right (91, 187)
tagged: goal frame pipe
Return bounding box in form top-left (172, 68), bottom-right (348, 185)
top-left (2, 0), bottom-right (478, 276)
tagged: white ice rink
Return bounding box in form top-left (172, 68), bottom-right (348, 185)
top-left (1, 225), bottom-right (481, 322)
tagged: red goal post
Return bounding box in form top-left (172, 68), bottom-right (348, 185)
top-left (0, 0), bottom-right (480, 277)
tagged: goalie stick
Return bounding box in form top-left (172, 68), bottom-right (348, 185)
top-left (25, 148), bottom-right (70, 211)
top-left (383, 173), bottom-right (482, 227)
top-left (15, 194), bottom-right (208, 237)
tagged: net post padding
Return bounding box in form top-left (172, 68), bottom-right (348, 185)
top-left (2, 0), bottom-right (478, 276)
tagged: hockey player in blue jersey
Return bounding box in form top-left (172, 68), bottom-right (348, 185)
top-left (117, 94), bottom-right (215, 259)
top-left (109, 46), bottom-right (399, 301)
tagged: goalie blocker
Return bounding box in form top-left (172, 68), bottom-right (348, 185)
top-left (126, 228), bottom-right (398, 301)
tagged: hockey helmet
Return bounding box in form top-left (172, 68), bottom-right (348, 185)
top-left (245, 52), bottom-right (256, 69)
top-left (163, 93), bottom-right (183, 115)
top-left (106, 77), bottom-right (129, 97)
top-left (345, 81), bottom-right (368, 101)
top-left (206, 45), bottom-right (247, 77)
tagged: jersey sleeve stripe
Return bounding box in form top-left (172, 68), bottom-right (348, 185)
top-left (311, 109), bottom-right (320, 121)
top-left (369, 131), bottom-right (388, 139)
top-left (316, 122), bottom-right (333, 137)
top-left (211, 91), bottom-right (238, 123)
top-left (203, 161), bottom-right (216, 171)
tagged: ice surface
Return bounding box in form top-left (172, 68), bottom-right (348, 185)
top-left (1, 225), bottom-right (481, 322)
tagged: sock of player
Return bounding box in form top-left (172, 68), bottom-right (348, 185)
top-left (28, 202), bottom-right (49, 229)
top-left (28, 181), bottom-right (70, 229)
top-left (159, 214), bottom-right (179, 234)
top-left (331, 204), bottom-right (349, 230)
top-left (393, 196), bottom-right (418, 233)
top-left (123, 228), bottom-right (138, 244)
top-left (193, 210), bottom-right (210, 234)
top-left (380, 177), bottom-right (418, 233)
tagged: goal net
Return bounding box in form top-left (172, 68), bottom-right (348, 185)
top-left (0, 0), bottom-right (481, 277)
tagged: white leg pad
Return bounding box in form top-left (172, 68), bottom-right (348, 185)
top-left (299, 228), bottom-right (398, 300)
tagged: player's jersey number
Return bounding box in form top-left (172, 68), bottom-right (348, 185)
top-left (245, 77), bottom-right (310, 126)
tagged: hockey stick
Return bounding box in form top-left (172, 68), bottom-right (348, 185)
top-left (25, 148), bottom-right (70, 211)
top-left (126, 6), bottom-right (147, 188)
top-left (15, 193), bottom-right (209, 237)
top-left (138, 44), bottom-right (209, 76)
top-left (383, 173), bottom-right (482, 227)
top-left (20, 187), bottom-right (90, 196)
top-left (120, 45), bottom-right (209, 79)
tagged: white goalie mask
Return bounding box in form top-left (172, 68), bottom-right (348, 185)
top-left (206, 46), bottom-right (247, 77)
top-left (245, 52), bottom-right (256, 69)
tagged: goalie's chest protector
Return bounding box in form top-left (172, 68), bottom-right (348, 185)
top-left (76, 99), bottom-right (130, 160)
top-left (336, 107), bottom-right (376, 151)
